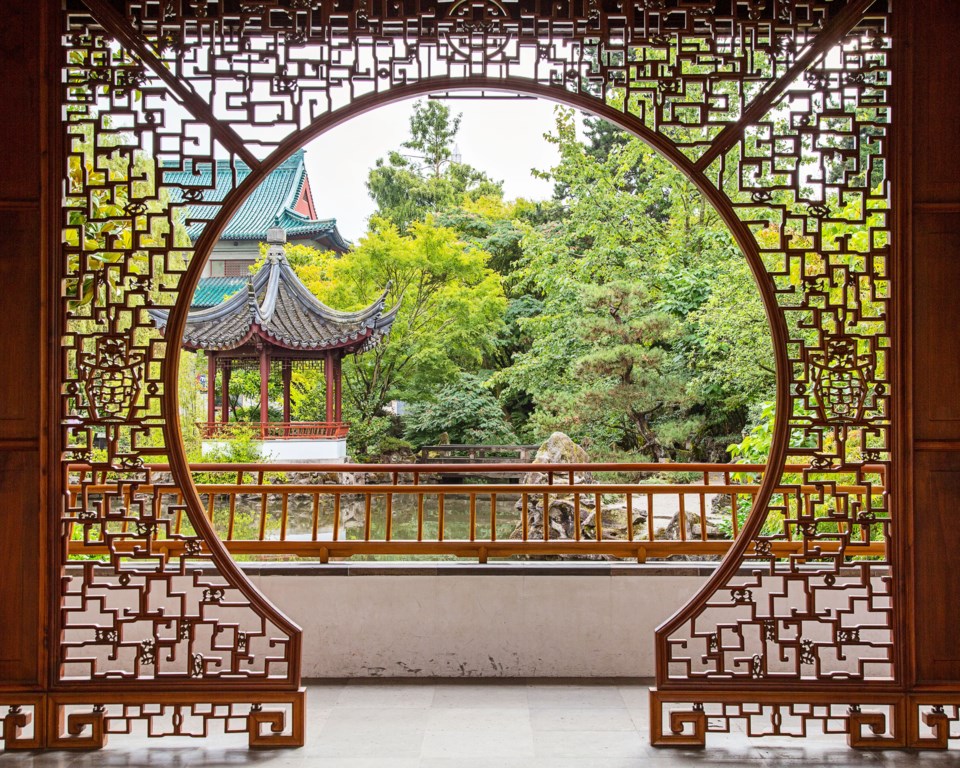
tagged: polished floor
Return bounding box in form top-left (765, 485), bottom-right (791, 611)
top-left (2, 681), bottom-right (959, 767)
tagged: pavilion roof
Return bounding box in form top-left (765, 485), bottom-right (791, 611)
top-left (149, 230), bottom-right (400, 354)
top-left (161, 149), bottom-right (350, 252)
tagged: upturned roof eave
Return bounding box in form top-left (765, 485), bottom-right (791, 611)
top-left (155, 254), bottom-right (400, 353)
top-left (182, 324), bottom-right (378, 354)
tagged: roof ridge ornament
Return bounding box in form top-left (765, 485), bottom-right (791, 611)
top-left (265, 227), bottom-right (287, 264)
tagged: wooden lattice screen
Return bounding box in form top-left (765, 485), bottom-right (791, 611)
top-left (2, 0), bottom-right (958, 752)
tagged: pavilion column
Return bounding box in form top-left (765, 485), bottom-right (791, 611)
top-left (325, 350), bottom-right (334, 423)
top-left (334, 354), bottom-right (343, 423)
top-left (259, 345), bottom-right (270, 437)
top-left (206, 353), bottom-right (216, 429)
top-left (282, 360), bottom-right (292, 431)
top-left (221, 359), bottom-right (231, 425)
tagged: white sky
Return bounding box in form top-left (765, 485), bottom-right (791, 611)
top-left (302, 96), bottom-right (581, 241)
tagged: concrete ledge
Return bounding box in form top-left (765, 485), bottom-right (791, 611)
top-left (237, 561), bottom-right (724, 577)
top-left (247, 564), bottom-right (712, 678)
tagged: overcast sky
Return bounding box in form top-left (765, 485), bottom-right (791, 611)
top-left (301, 96), bottom-right (582, 242)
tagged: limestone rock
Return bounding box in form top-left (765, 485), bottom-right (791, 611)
top-left (519, 432), bottom-right (594, 499)
top-left (656, 510), bottom-right (727, 540)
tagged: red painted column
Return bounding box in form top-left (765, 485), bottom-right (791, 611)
top-left (206, 353), bottom-right (216, 430)
top-left (334, 354), bottom-right (343, 422)
top-left (221, 360), bottom-right (231, 425)
top-left (325, 351), bottom-right (334, 423)
top-left (282, 360), bottom-right (292, 432)
top-left (260, 346), bottom-right (270, 437)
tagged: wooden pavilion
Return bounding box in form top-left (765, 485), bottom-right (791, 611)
top-left (150, 227), bottom-right (399, 456)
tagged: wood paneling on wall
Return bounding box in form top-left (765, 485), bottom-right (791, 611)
top-left (0, 6), bottom-right (41, 202)
top-left (907, 4), bottom-right (960, 689)
top-left (912, 213), bottom-right (960, 439)
top-left (0, 1), bottom-right (44, 690)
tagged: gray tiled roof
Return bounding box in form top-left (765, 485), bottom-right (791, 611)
top-left (149, 237), bottom-right (399, 354)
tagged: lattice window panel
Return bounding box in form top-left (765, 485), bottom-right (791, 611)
top-left (50, 0), bottom-right (895, 748)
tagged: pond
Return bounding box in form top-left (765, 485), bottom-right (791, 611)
top-left (196, 491), bottom-right (525, 546)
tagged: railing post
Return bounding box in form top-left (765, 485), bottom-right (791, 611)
top-left (64, 461), bottom-right (887, 561)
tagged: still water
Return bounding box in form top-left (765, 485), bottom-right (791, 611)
top-left (195, 491), bottom-right (525, 544)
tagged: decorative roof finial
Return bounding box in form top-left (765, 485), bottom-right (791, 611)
top-left (265, 227), bottom-right (287, 262)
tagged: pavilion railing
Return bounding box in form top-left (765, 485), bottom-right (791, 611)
top-left (196, 421), bottom-right (350, 440)
top-left (418, 444), bottom-right (540, 463)
top-left (65, 462), bottom-right (887, 562)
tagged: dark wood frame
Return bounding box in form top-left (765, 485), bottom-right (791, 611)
top-left (1, 0), bottom-right (959, 752)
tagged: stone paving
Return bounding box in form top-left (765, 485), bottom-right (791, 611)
top-left (2, 682), bottom-right (958, 767)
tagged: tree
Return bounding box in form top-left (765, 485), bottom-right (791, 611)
top-left (366, 100), bottom-right (503, 232)
top-left (403, 372), bottom-right (517, 446)
top-left (554, 282), bottom-right (696, 460)
top-left (403, 100), bottom-right (462, 177)
top-left (292, 219), bottom-right (507, 425)
top-left (495, 109), bottom-right (776, 458)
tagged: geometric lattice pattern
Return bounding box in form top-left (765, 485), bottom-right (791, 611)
top-left (50, 0), bottom-right (894, 748)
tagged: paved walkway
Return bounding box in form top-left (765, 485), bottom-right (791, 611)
top-left (3, 681), bottom-right (957, 766)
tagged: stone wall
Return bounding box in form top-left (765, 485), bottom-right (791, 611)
top-left (245, 564), bottom-right (711, 678)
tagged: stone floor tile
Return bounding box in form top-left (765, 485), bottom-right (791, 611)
top-left (430, 684), bottom-right (529, 709)
top-left (295, 760), bottom-right (419, 768)
top-left (530, 707), bottom-right (637, 732)
top-left (532, 729), bottom-right (649, 759)
top-left (333, 683), bottom-right (435, 709)
top-left (526, 684), bottom-right (629, 710)
top-left (420, 729), bottom-right (536, 760)
top-left (419, 759), bottom-right (543, 768)
top-left (4, 684), bottom-right (960, 766)
top-left (617, 683), bottom-right (655, 710)
top-left (424, 706), bottom-right (532, 733)
top-left (306, 728), bottom-right (425, 759)
top-left (303, 683), bottom-right (347, 708)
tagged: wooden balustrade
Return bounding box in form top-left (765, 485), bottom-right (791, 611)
top-left (65, 462), bottom-right (887, 563)
top-left (196, 421), bottom-right (350, 440)
top-left (417, 444), bottom-right (540, 463)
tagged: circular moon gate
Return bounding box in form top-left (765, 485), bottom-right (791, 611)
top-left (53, 0), bottom-right (895, 750)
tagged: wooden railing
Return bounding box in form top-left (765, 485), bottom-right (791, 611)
top-left (66, 462), bottom-right (887, 563)
top-left (196, 421), bottom-right (350, 440)
top-left (417, 444), bottom-right (540, 464)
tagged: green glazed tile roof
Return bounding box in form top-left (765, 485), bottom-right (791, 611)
top-left (161, 149), bottom-right (350, 251)
top-left (191, 277), bottom-right (248, 309)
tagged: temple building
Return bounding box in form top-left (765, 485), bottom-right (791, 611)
top-left (150, 228), bottom-right (399, 462)
top-left (162, 149), bottom-right (349, 282)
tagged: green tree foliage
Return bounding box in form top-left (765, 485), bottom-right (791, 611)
top-left (403, 99), bottom-right (462, 176)
top-left (495, 108), bottom-right (776, 459)
top-left (566, 282), bottom-right (694, 460)
top-left (200, 102), bottom-right (782, 463)
top-left (290, 219), bottom-right (507, 425)
top-left (404, 372), bottom-right (517, 446)
top-left (366, 100), bottom-right (503, 232)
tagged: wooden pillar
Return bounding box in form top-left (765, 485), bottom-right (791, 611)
top-left (259, 345), bottom-right (270, 435)
top-left (334, 354), bottom-right (343, 422)
top-left (206, 352), bottom-right (216, 427)
top-left (901, 3), bottom-right (960, 699)
top-left (324, 350), bottom-right (334, 423)
top-left (282, 360), bottom-right (292, 428)
top-left (0, 0), bottom-right (44, 694)
top-left (220, 359), bottom-right (231, 424)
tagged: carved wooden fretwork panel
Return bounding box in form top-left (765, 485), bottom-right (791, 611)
top-left (52, 0), bottom-right (897, 750)
top-left (660, 15), bottom-right (894, 688)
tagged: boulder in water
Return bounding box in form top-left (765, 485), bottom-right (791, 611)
top-left (521, 432), bottom-right (594, 489)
